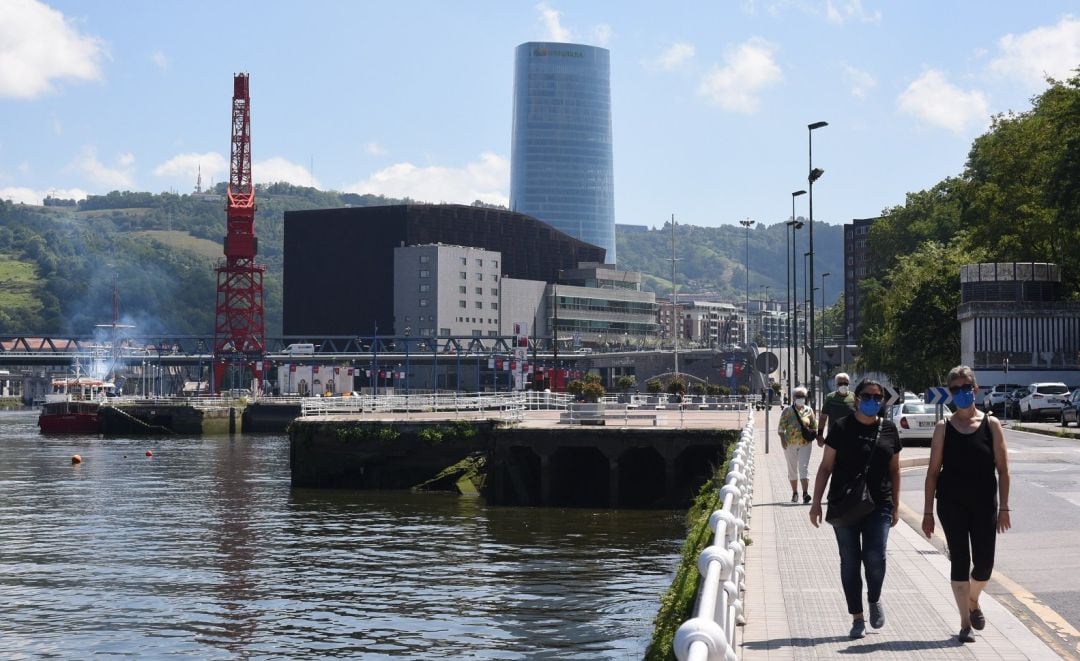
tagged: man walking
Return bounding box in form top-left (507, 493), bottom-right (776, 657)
top-left (817, 372), bottom-right (855, 445)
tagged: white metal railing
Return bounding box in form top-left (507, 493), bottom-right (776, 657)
top-left (674, 412), bottom-right (756, 661)
top-left (298, 391), bottom-right (558, 422)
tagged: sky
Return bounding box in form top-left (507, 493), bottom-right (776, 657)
top-left (1, 0), bottom-right (1078, 229)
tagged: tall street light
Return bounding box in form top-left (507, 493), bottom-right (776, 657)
top-left (739, 218), bottom-right (755, 346)
top-left (762, 285), bottom-right (771, 351)
top-left (821, 271), bottom-right (831, 400)
top-left (803, 250), bottom-right (811, 388)
top-left (807, 120), bottom-right (828, 404)
top-left (787, 190), bottom-right (806, 394)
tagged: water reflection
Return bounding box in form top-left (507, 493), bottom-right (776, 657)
top-left (0, 411), bottom-right (684, 659)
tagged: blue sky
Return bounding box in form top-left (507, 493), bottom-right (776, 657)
top-left (1, 0), bottom-right (1078, 229)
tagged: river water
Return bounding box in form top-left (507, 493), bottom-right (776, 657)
top-left (0, 411), bottom-right (686, 659)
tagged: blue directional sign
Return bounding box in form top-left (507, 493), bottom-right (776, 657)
top-left (924, 387), bottom-right (951, 405)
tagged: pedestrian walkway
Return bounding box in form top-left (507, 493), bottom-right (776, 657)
top-left (739, 411), bottom-right (1061, 660)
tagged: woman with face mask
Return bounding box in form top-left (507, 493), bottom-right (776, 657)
top-left (778, 386), bottom-right (818, 504)
top-left (922, 365), bottom-right (1011, 643)
top-left (809, 378), bottom-right (902, 639)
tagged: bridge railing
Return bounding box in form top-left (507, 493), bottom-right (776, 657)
top-left (674, 408), bottom-right (755, 661)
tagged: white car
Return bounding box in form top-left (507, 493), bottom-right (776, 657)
top-left (888, 401), bottom-right (947, 445)
top-left (983, 383), bottom-right (1024, 413)
top-left (1019, 382), bottom-right (1071, 421)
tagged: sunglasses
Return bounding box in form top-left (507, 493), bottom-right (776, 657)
top-left (948, 384), bottom-right (975, 394)
top-left (858, 393), bottom-right (884, 402)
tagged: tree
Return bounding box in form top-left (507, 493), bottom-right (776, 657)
top-left (615, 375), bottom-right (636, 391)
top-left (646, 378), bottom-right (663, 394)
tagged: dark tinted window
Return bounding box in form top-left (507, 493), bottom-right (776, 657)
top-left (1036, 384), bottom-right (1069, 395)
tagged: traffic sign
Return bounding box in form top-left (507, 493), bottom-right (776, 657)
top-left (924, 387), bottom-right (951, 405)
top-left (883, 383), bottom-right (901, 407)
top-left (755, 351), bottom-right (779, 374)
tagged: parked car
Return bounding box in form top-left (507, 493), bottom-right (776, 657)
top-left (1061, 388), bottom-right (1080, 427)
top-left (1019, 382), bottom-right (1071, 421)
top-left (983, 383), bottom-right (1024, 414)
top-left (888, 401), bottom-right (947, 445)
top-left (1002, 387), bottom-right (1028, 419)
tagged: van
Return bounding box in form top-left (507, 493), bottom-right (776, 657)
top-left (283, 343), bottom-right (315, 355)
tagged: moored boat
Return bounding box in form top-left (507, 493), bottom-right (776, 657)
top-left (38, 376), bottom-right (116, 434)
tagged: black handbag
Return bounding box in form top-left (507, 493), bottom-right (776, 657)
top-left (826, 425), bottom-right (881, 527)
top-left (796, 414), bottom-right (817, 442)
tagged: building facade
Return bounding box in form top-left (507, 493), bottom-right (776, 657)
top-left (958, 262), bottom-right (1080, 384)
top-left (393, 245), bottom-right (503, 338)
top-left (283, 204), bottom-right (606, 337)
top-left (551, 264), bottom-right (657, 347)
top-left (843, 217), bottom-right (879, 342)
top-left (510, 42), bottom-right (616, 262)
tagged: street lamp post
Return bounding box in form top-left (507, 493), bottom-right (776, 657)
top-left (669, 214), bottom-right (680, 378)
top-left (821, 272), bottom-right (831, 399)
top-left (739, 218), bottom-right (755, 346)
top-left (803, 251), bottom-right (811, 390)
top-left (807, 120), bottom-right (828, 404)
top-left (762, 285), bottom-right (771, 349)
top-left (788, 191), bottom-right (805, 397)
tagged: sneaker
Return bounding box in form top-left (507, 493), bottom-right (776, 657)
top-left (803, 493), bottom-right (812, 505)
top-left (791, 492), bottom-right (798, 503)
top-left (849, 619), bottom-right (866, 639)
top-left (958, 626), bottom-right (975, 643)
top-left (970, 608), bottom-right (985, 630)
top-left (869, 601), bottom-right (885, 629)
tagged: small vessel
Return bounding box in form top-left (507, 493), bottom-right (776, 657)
top-left (38, 373), bottom-right (116, 434)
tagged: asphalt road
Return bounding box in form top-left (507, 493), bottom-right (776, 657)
top-left (898, 423), bottom-right (1080, 657)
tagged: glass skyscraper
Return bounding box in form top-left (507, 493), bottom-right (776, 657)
top-left (510, 42), bottom-right (616, 263)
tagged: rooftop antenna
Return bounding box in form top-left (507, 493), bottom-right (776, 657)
top-left (669, 214), bottom-right (679, 379)
top-left (195, 164), bottom-right (203, 194)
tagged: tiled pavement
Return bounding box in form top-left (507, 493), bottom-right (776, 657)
top-left (739, 411), bottom-right (1062, 660)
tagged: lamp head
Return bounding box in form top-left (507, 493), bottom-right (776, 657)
top-left (809, 121), bottom-right (828, 131)
top-left (792, 189), bottom-right (807, 198)
top-left (795, 221), bottom-right (804, 230)
top-left (809, 168), bottom-right (825, 184)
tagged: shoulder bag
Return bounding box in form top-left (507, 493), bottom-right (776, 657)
top-left (825, 424), bottom-right (881, 527)
top-left (796, 410), bottom-right (817, 442)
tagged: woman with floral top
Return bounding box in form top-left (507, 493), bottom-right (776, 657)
top-left (779, 386), bottom-right (818, 504)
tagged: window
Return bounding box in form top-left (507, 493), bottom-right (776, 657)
top-left (476, 258), bottom-right (483, 267)
top-left (472, 330), bottom-right (482, 337)
top-left (488, 330), bottom-right (498, 337)
top-left (475, 287), bottom-right (483, 295)
top-left (419, 284), bottom-right (430, 293)
top-left (491, 288), bottom-right (498, 296)
top-left (459, 300), bottom-right (467, 308)
top-left (475, 301), bottom-right (483, 309)
top-left (493, 275), bottom-right (499, 282)
top-left (460, 272), bottom-right (467, 279)
top-left (459, 285), bottom-right (467, 294)
top-left (404, 316), bottom-right (411, 322)
top-left (476, 273), bottom-right (483, 281)
top-left (419, 255), bottom-right (430, 264)
top-left (419, 269), bottom-right (430, 278)
top-left (440, 328), bottom-right (451, 336)
top-left (419, 328), bottom-right (433, 336)
top-left (419, 299), bottom-right (428, 307)
top-left (491, 302), bottom-right (499, 310)
top-left (493, 260), bottom-right (498, 268)
top-left (460, 257), bottom-right (467, 266)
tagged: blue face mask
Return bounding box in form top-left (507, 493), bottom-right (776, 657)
top-left (951, 389), bottom-right (975, 409)
top-left (858, 398), bottom-right (882, 417)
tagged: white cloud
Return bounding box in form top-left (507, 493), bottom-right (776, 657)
top-left (898, 70), bottom-right (989, 133)
top-left (536, 2), bottom-right (573, 42)
top-left (0, 0), bottom-right (106, 99)
top-left (697, 38), bottom-right (782, 113)
top-left (346, 152), bottom-right (509, 206)
top-left (0, 186), bottom-right (88, 205)
top-left (365, 142), bottom-right (386, 156)
top-left (69, 146), bottom-right (135, 188)
top-left (842, 63), bottom-right (877, 98)
top-left (151, 50), bottom-right (168, 70)
top-left (647, 42), bottom-right (696, 72)
top-left (825, 0), bottom-right (882, 25)
top-left (592, 24), bottom-right (613, 47)
top-left (253, 156), bottom-right (320, 188)
top-left (990, 16), bottom-right (1080, 85)
top-left (153, 151), bottom-right (228, 183)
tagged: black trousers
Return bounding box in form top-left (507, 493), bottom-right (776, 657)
top-left (937, 497), bottom-right (997, 582)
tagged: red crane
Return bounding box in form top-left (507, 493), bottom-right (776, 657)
top-left (213, 73), bottom-right (265, 392)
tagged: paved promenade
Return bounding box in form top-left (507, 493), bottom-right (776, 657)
top-left (740, 411), bottom-right (1062, 660)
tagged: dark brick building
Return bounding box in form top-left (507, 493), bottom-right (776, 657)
top-left (283, 204), bottom-right (607, 336)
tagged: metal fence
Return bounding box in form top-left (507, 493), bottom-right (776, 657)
top-left (298, 391), bottom-right (570, 422)
top-left (674, 412), bottom-right (755, 661)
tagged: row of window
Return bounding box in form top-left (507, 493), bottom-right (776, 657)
top-left (419, 270), bottom-right (500, 282)
top-left (417, 255), bottom-right (499, 269)
top-left (455, 317), bottom-right (498, 325)
top-left (417, 284), bottom-right (501, 296)
top-left (457, 300), bottom-right (498, 310)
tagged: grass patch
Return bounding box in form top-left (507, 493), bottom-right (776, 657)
top-left (644, 441), bottom-right (736, 661)
top-left (0, 254), bottom-right (43, 311)
top-left (134, 230), bottom-right (222, 259)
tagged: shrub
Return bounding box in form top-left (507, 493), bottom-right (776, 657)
top-left (667, 379), bottom-right (686, 395)
top-left (690, 383), bottom-right (706, 396)
top-left (737, 385), bottom-right (750, 396)
top-left (706, 384), bottom-right (722, 396)
top-left (615, 375), bottom-right (637, 391)
top-left (717, 385), bottom-right (731, 396)
top-left (418, 427), bottom-right (444, 444)
top-left (646, 378), bottom-right (663, 394)
top-left (566, 380), bottom-right (586, 397)
top-left (581, 380), bottom-right (606, 402)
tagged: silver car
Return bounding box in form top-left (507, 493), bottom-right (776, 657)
top-left (888, 401), bottom-right (947, 445)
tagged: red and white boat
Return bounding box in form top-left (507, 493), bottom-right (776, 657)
top-left (38, 375), bottom-right (116, 434)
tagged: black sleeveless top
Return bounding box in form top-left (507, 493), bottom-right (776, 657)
top-left (936, 416), bottom-right (997, 504)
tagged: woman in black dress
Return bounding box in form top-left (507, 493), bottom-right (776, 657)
top-left (922, 365), bottom-right (1011, 643)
